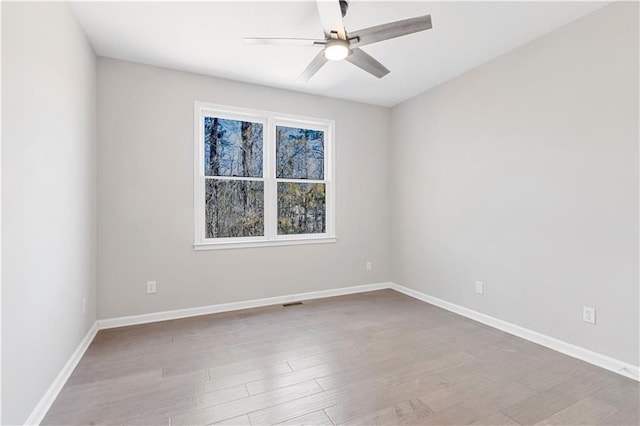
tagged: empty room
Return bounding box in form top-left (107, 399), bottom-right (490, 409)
top-left (2, 0), bottom-right (638, 425)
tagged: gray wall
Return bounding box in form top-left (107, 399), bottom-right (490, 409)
top-left (97, 58), bottom-right (390, 319)
top-left (1, 2), bottom-right (97, 424)
top-left (390, 1), bottom-right (639, 366)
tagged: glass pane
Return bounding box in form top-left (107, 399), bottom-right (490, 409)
top-left (277, 182), bottom-right (326, 235)
top-left (205, 180), bottom-right (264, 238)
top-left (204, 117), bottom-right (263, 177)
top-left (276, 126), bottom-right (324, 180)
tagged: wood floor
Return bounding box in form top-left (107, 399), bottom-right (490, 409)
top-left (43, 290), bottom-right (639, 425)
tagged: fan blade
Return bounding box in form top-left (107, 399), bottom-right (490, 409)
top-left (345, 48), bottom-right (390, 79)
top-left (297, 50), bottom-right (329, 82)
top-left (350, 15), bottom-right (432, 47)
top-left (316, 0), bottom-right (346, 40)
top-left (244, 37), bottom-right (325, 46)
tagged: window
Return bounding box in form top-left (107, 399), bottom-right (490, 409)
top-left (194, 102), bottom-right (335, 249)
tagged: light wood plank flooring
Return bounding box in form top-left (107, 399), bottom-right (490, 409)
top-left (43, 290), bottom-right (639, 425)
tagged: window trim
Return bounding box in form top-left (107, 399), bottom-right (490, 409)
top-left (193, 102), bottom-right (336, 250)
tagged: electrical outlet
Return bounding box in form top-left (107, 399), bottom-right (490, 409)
top-left (583, 306), bottom-right (596, 324)
top-left (366, 261), bottom-right (372, 271)
top-left (475, 281), bottom-right (484, 295)
top-left (82, 297), bottom-right (86, 315)
top-left (147, 281), bottom-right (157, 294)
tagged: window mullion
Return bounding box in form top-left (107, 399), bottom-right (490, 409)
top-left (204, 176), bottom-right (265, 182)
top-left (264, 117), bottom-right (277, 239)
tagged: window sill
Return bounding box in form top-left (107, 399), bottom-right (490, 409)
top-left (193, 236), bottom-right (337, 250)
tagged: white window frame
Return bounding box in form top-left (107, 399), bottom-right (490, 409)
top-left (194, 102), bottom-right (336, 250)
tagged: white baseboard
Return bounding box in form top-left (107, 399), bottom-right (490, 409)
top-left (24, 321), bottom-right (99, 426)
top-left (97, 282), bottom-right (391, 329)
top-left (24, 280), bottom-right (638, 425)
top-left (390, 282), bottom-right (639, 382)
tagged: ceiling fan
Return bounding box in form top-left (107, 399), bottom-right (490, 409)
top-left (245, 0), bottom-right (432, 82)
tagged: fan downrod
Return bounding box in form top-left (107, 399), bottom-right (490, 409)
top-left (339, 0), bottom-right (349, 18)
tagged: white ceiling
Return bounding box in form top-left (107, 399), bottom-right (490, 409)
top-left (71, 1), bottom-right (608, 107)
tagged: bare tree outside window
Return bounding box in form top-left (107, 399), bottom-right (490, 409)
top-left (204, 117), bottom-right (264, 238)
top-left (276, 126), bottom-right (326, 235)
top-left (195, 103), bottom-right (334, 248)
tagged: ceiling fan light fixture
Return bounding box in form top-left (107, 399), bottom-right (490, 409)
top-left (247, 0), bottom-right (433, 81)
top-left (324, 40), bottom-right (349, 61)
